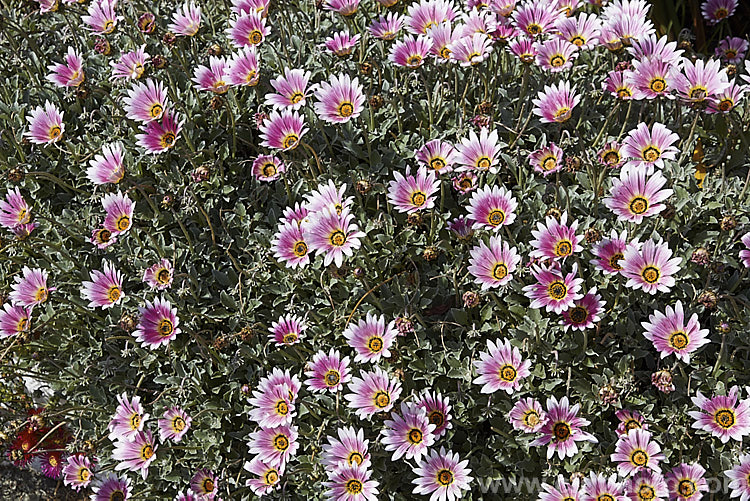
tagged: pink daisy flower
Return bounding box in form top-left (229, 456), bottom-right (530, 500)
top-left (455, 128), bottom-right (502, 172)
top-left (642, 300), bottom-right (709, 363)
top-left (447, 216), bottom-right (475, 241)
top-left (135, 110), bottom-right (184, 154)
top-left (87, 143), bottom-right (125, 185)
top-left (142, 258), bottom-right (173, 290)
top-left (509, 397), bottom-right (547, 433)
top-left (304, 348), bottom-right (351, 393)
top-left (706, 80), bottom-right (747, 114)
top-left (190, 469), bottom-right (217, 499)
top-left (452, 172), bottom-right (478, 193)
top-left (725, 454), bottom-right (750, 501)
top-left (248, 383), bottom-right (295, 428)
top-left (112, 430), bottom-right (157, 480)
top-left (556, 12), bottom-right (601, 49)
top-left (247, 424), bottom-right (299, 469)
top-left (271, 222), bottom-right (309, 269)
top-left (523, 263), bottom-right (583, 314)
top-left (412, 447), bottom-right (473, 501)
top-left (102, 191), bottom-right (134, 236)
top-left (387, 166), bottom-right (440, 214)
top-left (110, 46), bottom-right (149, 81)
top-left (621, 239), bottom-right (682, 294)
top-left (305, 180), bottom-right (353, 215)
top-left (133, 297), bottom-right (181, 349)
top-left (82, 0), bottom-right (121, 34)
top-left (323, 465), bottom-right (379, 500)
top-left (539, 476), bottom-right (583, 501)
top-left (740, 232), bottom-right (750, 268)
top-left (616, 409), bottom-right (648, 436)
top-left (382, 402), bottom-right (436, 461)
top-left (90, 474), bottom-right (131, 501)
top-left (324, 0), bottom-right (360, 16)
top-left (389, 34), bottom-right (433, 68)
top-left (321, 426), bottom-right (370, 468)
top-left (226, 46), bottom-right (260, 87)
top-left (345, 367), bottom-right (402, 418)
top-left (560, 288), bottom-right (604, 331)
top-left (535, 38), bottom-right (578, 72)
top-left (529, 212), bottom-right (582, 262)
top-left (701, 0), bottom-right (738, 24)
top-left (280, 202), bottom-right (309, 226)
top-left (716, 36), bottom-right (748, 64)
top-left (604, 69), bottom-right (639, 100)
top-left (108, 392), bottom-right (148, 442)
top-left (461, 8), bottom-right (498, 34)
top-left (473, 338), bottom-right (531, 394)
top-left (416, 391), bottom-right (453, 439)
top-left (627, 58), bottom-right (673, 100)
top-left (625, 470), bottom-right (669, 501)
top-left (168, 2), bottom-right (201, 36)
top-left (62, 454), bottom-right (94, 491)
top-left (0, 303), bottom-right (31, 338)
top-left (688, 386), bottom-right (750, 443)
top-left (621, 122), bottom-right (680, 174)
top-left (665, 463), bottom-right (708, 501)
top-left (258, 368), bottom-right (301, 402)
top-left (530, 395), bottom-right (598, 459)
top-left (251, 154), bottom-right (286, 181)
top-left (91, 227), bottom-right (117, 249)
top-left (226, 12), bottom-right (270, 47)
top-left (448, 33), bottom-right (494, 66)
top-left (611, 429), bottom-right (665, 476)
top-left (370, 12), bottom-right (404, 41)
top-left (324, 30), bottom-right (360, 56)
top-left (304, 207), bottom-right (365, 267)
top-left (511, 0), bottom-right (563, 37)
top-left (322, 426), bottom-right (371, 470)
top-left (81, 260), bottom-right (124, 309)
top-left (0, 188), bottom-right (31, 229)
top-left (468, 235), bottom-right (521, 289)
top-left (10, 267), bottom-right (52, 307)
top-left (427, 22), bottom-right (465, 62)
top-left (668, 58), bottom-right (730, 105)
top-left (243, 457), bottom-right (284, 496)
top-left (405, 0), bottom-right (458, 35)
top-left (312, 73), bottom-right (365, 124)
top-left (124, 79), bottom-right (168, 123)
top-left (508, 37), bottom-right (537, 63)
top-left (259, 110), bottom-right (308, 151)
top-left (590, 229), bottom-right (628, 275)
top-left (529, 142), bottom-right (564, 176)
top-left (343, 312), bottom-right (398, 363)
top-left (532, 80), bottom-right (581, 124)
top-left (265, 68), bottom-right (311, 110)
top-left (582, 473), bottom-right (628, 501)
top-left (192, 56), bottom-right (230, 94)
top-left (604, 170), bottom-right (673, 223)
top-left (46, 46), bottom-right (84, 88)
top-left (39, 450), bottom-right (64, 479)
top-left (158, 407), bottom-right (191, 443)
top-left (598, 141), bottom-right (624, 168)
top-left (268, 313), bottom-right (305, 346)
top-left (416, 139), bottom-right (458, 173)
top-left (24, 101), bottom-right (64, 145)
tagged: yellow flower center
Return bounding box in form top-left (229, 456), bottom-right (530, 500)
top-left (437, 469), bottom-right (454, 486)
top-left (492, 262), bottom-right (508, 281)
top-left (631, 449), bottom-right (648, 467)
top-left (329, 230), bottom-right (346, 247)
top-left (158, 318), bottom-right (174, 336)
top-left (498, 364), bottom-right (517, 382)
top-left (273, 434), bottom-right (289, 451)
top-left (641, 266), bottom-right (660, 284)
top-left (410, 191), bottom-right (427, 207)
top-left (407, 428), bottom-right (423, 444)
top-left (373, 390), bottom-right (390, 408)
top-left (283, 134), bottom-right (299, 150)
top-left (249, 30), bottom-right (263, 44)
top-left (160, 132), bottom-right (176, 149)
top-left (367, 336), bottom-right (383, 353)
top-left (554, 240), bottom-right (573, 257)
top-left (346, 479), bottom-right (363, 494)
top-left (107, 286), bottom-right (121, 303)
top-left (324, 370), bottom-right (340, 387)
top-left (140, 444), bottom-right (154, 461)
top-left (488, 209), bottom-right (505, 226)
top-left (293, 241), bottom-right (307, 257)
top-left (548, 281), bottom-right (567, 300)
top-left (714, 408), bottom-right (735, 429)
top-left (48, 125), bottom-right (62, 140)
top-left (629, 196), bottom-right (649, 215)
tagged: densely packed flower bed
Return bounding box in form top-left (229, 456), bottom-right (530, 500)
top-left (1, 0), bottom-right (750, 499)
